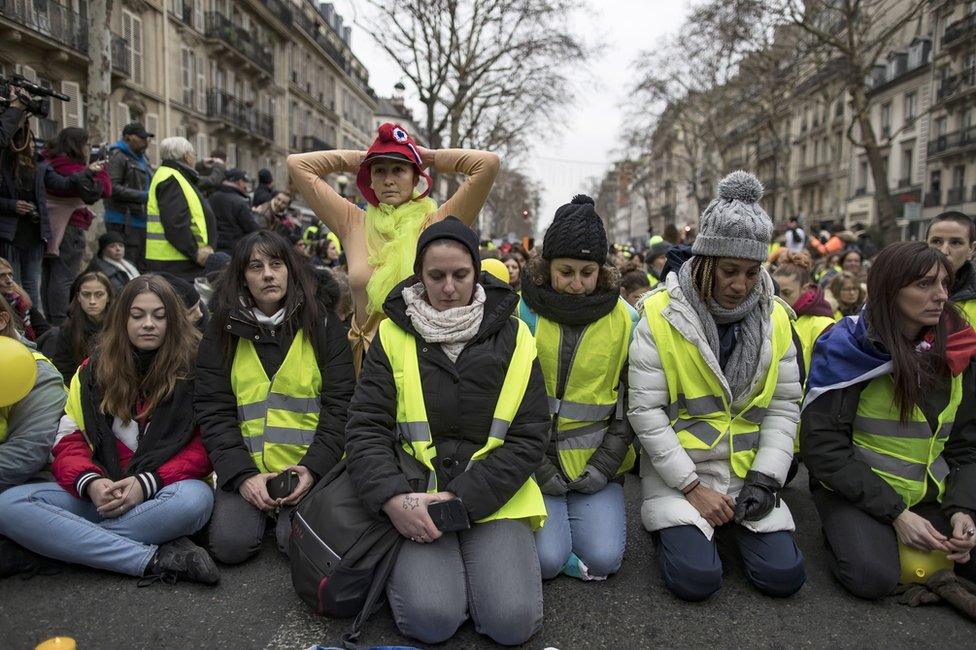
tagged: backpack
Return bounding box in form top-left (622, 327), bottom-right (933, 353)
top-left (289, 453), bottom-right (424, 648)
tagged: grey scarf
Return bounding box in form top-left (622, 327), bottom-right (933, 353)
top-left (677, 259), bottom-right (770, 403)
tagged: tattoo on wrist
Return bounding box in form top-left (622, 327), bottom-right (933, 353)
top-left (403, 495), bottom-right (420, 510)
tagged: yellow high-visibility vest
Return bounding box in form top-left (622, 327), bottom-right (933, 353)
top-left (231, 330), bottom-right (322, 473)
top-left (536, 298), bottom-right (634, 480)
top-left (852, 373), bottom-right (961, 507)
top-left (644, 289), bottom-right (793, 478)
top-left (146, 166), bottom-right (208, 261)
top-left (379, 317), bottom-right (547, 530)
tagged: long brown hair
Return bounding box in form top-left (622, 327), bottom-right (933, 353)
top-left (94, 275), bottom-right (200, 422)
top-left (66, 271), bottom-right (114, 362)
top-left (0, 293), bottom-right (18, 338)
top-left (866, 242), bottom-right (956, 421)
top-left (829, 271), bottom-right (866, 316)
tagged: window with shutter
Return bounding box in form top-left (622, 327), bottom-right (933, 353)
top-left (62, 80), bottom-right (82, 127)
top-left (122, 11), bottom-right (144, 85)
top-left (117, 102), bottom-right (130, 133)
top-left (146, 113), bottom-right (159, 165)
top-left (193, 0), bottom-right (204, 31)
top-left (196, 133), bottom-right (207, 158)
top-left (227, 142), bottom-right (236, 167)
top-left (181, 47), bottom-right (193, 107)
top-left (196, 57), bottom-right (206, 113)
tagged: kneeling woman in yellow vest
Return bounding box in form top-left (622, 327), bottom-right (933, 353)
top-left (519, 195), bottom-right (638, 582)
top-left (629, 172), bottom-right (806, 602)
top-left (801, 242), bottom-right (976, 600)
top-left (195, 230), bottom-right (355, 565)
top-left (145, 137), bottom-right (220, 282)
top-left (0, 277), bottom-right (218, 584)
top-left (0, 295), bottom-right (66, 576)
top-left (345, 217), bottom-right (550, 646)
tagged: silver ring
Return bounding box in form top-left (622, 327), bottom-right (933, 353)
top-left (410, 537), bottom-right (417, 542)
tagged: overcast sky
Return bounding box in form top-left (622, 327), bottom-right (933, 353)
top-left (331, 0), bottom-right (690, 236)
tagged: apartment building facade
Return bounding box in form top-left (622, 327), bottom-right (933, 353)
top-left (0, 0), bottom-right (375, 194)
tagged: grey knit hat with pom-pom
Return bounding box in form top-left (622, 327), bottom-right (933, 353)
top-left (692, 170), bottom-right (772, 262)
top-left (542, 194), bottom-right (608, 265)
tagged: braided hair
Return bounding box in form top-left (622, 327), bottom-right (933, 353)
top-left (691, 255), bottom-right (717, 302)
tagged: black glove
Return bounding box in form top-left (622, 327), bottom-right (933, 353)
top-left (734, 470), bottom-right (780, 524)
top-left (567, 464), bottom-right (610, 494)
top-left (535, 459), bottom-right (568, 496)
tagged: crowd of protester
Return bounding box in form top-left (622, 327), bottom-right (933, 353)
top-left (1, 105), bottom-right (976, 647)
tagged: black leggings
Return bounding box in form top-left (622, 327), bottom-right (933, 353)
top-left (811, 487), bottom-right (976, 600)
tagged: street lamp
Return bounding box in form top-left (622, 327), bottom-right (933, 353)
top-left (336, 173), bottom-right (349, 198)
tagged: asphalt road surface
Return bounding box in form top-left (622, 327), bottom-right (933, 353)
top-left (2, 467), bottom-right (973, 649)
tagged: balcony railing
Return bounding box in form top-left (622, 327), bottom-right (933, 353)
top-left (205, 13), bottom-right (273, 74)
top-left (797, 162), bottom-right (832, 184)
top-left (258, 0), bottom-right (291, 27)
top-left (948, 187), bottom-right (966, 205)
top-left (944, 12), bottom-right (976, 49)
top-left (206, 89), bottom-right (274, 141)
top-left (938, 69), bottom-right (976, 103)
top-left (0, 0), bottom-right (88, 53)
top-left (316, 32), bottom-right (347, 70)
top-left (300, 135), bottom-right (333, 152)
top-left (111, 34), bottom-right (131, 78)
top-left (929, 126), bottom-right (976, 157)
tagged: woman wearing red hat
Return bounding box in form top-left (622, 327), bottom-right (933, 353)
top-left (288, 124), bottom-right (499, 371)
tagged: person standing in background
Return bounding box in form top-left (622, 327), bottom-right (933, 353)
top-left (105, 123), bottom-right (154, 270)
top-left (252, 169), bottom-right (275, 208)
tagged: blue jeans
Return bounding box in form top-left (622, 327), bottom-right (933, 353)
top-left (0, 479), bottom-right (214, 577)
top-left (0, 240), bottom-right (43, 310)
top-left (655, 524), bottom-right (806, 601)
top-left (535, 482), bottom-right (626, 579)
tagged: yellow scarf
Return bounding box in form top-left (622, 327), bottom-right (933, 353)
top-left (365, 194), bottom-right (438, 315)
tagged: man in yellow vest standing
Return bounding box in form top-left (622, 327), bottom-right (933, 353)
top-left (145, 137), bottom-right (223, 282)
top-left (629, 171), bottom-right (806, 601)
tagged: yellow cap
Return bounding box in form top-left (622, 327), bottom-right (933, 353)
top-left (36, 638), bottom-right (77, 650)
top-left (481, 258), bottom-right (510, 284)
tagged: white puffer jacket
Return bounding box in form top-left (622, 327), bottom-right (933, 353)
top-left (627, 272), bottom-right (801, 540)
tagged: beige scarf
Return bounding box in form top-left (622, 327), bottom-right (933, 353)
top-left (402, 282), bottom-right (486, 363)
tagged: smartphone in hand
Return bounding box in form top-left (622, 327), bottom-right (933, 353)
top-left (267, 470), bottom-right (299, 500)
top-left (428, 498), bottom-right (470, 532)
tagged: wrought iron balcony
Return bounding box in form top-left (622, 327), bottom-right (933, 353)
top-left (258, 0), bottom-right (291, 26)
top-left (0, 0), bottom-right (87, 54)
top-left (944, 12), bottom-right (976, 49)
top-left (205, 13), bottom-right (273, 74)
top-left (300, 135), bottom-right (333, 152)
top-left (928, 127), bottom-right (976, 158)
top-left (206, 89), bottom-right (274, 141)
top-left (111, 34), bottom-right (131, 78)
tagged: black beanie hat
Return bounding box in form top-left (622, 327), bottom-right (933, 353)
top-left (258, 168), bottom-right (273, 184)
top-left (542, 195), bottom-right (608, 265)
top-left (98, 231), bottom-right (126, 256)
top-left (414, 216), bottom-right (480, 273)
top-left (155, 271), bottom-right (201, 308)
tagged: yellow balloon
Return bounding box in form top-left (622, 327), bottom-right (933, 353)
top-left (898, 543), bottom-right (953, 584)
top-left (0, 336), bottom-right (37, 407)
top-left (36, 638), bottom-right (77, 650)
top-left (481, 258), bottom-right (510, 284)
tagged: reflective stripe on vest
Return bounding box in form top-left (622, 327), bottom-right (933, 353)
top-left (145, 166), bottom-right (208, 261)
top-left (230, 330), bottom-right (322, 474)
top-left (379, 317), bottom-right (547, 530)
top-left (852, 372), bottom-right (961, 507)
top-left (536, 298), bottom-right (635, 480)
top-left (643, 289), bottom-right (793, 479)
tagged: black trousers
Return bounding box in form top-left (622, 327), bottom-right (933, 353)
top-left (812, 486), bottom-right (976, 600)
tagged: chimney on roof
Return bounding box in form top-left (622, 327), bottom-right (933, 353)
top-left (392, 81), bottom-right (406, 108)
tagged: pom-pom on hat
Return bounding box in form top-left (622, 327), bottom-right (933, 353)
top-left (542, 194), bottom-right (608, 265)
top-left (692, 170), bottom-right (773, 262)
top-left (356, 122), bottom-right (433, 207)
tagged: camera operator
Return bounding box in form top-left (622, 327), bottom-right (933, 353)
top-left (0, 87), bottom-right (50, 309)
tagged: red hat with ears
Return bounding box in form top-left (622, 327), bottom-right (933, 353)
top-left (356, 122), bottom-right (433, 206)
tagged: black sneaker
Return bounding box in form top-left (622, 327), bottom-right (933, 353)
top-left (146, 537), bottom-right (219, 586)
top-left (0, 538), bottom-right (39, 578)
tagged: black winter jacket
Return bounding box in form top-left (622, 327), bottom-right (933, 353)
top-left (345, 274), bottom-right (551, 522)
top-left (195, 278), bottom-right (355, 491)
top-left (51, 315), bottom-right (102, 382)
top-left (801, 362), bottom-right (976, 523)
top-left (211, 184), bottom-right (259, 254)
top-left (0, 107), bottom-right (50, 244)
top-left (86, 256), bottom-right (135, 293)
top-left (144, 161), bottom-right (218, 280)
top-left (104, 145), bottom-right (152, 223)
top-left (952, 261), bottom-right (976, 304)
top-left (252, 183), bottom-right (275, 208)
